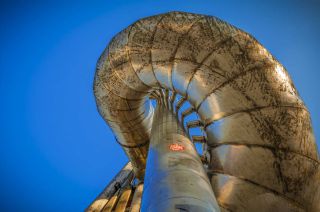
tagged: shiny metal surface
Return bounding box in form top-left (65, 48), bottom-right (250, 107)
top-left (94, 11), bottom-right (319, 211)
top-left (101, 195), bottom-right (118, 212)
top-left (209, 173), bottom-right (305, 212)
top-left (141, 105), bottom-right (219, 212)
top-left (86, 162), bottom-right (133, 212)
top-left (114, 188), bottom-right (132, 212)
top-left (130, 184), bottom-right (144, 212)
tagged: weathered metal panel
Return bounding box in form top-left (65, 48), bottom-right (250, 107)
top-left (86, 163), bottom-right (133, 212)
top-left (94, 11), bottom-right (319, 211)
top-left (130, 184), bottom-right (143, 212)
top-left (101, 195), bottom-right (118, 212)
top-left (114, 188), bottom-right (132, 212)
top-left (141, 106), bottom-right (220, 211)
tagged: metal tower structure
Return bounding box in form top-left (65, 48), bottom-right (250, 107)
top-left (87, 11), bottom-right (319, 212)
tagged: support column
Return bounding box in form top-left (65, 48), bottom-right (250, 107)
top-left (141, 104), bottom-right (220, 212)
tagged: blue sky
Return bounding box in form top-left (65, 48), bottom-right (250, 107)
top-left (1, 0), bottom-right (319, 211)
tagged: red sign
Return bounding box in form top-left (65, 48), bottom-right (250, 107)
top-left (169, 143), bottom-right (185, 151)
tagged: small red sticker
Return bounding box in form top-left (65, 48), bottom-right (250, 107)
top-left (169, 143), bottom-right (185, 151)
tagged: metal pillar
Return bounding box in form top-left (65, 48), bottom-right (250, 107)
top-left (141, 104), bottom-right (220, 212)
top-left (86, 162), bottom-right (134, 212)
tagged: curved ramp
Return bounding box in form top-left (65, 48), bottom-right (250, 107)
top-left (94, 11), bottom-right (319, 211)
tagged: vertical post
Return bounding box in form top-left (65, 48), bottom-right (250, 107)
top-left (141, 105), bottom-right (220, 212)
top-left (86, 162), bottom-right (133, 212)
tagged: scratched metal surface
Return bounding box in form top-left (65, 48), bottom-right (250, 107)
top-left (94, 11), bottom-right (319, 211)
top-left (141, 105), bottom-right (219, 212)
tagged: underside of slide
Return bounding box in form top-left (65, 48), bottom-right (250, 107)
top-left (92, 11), bottom-right (319, 211)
